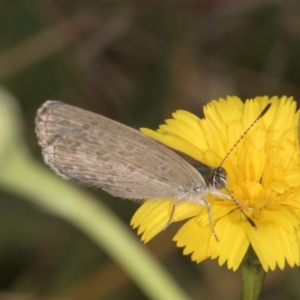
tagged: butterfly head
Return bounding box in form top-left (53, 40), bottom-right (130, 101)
top-left (212, 167), bottom-right (227, 189)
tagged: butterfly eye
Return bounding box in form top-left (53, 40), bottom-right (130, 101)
top-left (213, 167), bottom-right (227, 189)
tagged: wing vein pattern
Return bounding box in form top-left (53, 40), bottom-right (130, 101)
top-left (36, 101), bottom-right (207, 200)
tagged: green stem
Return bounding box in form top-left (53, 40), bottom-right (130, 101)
top-left (0, 147), bottom-right (189, 300)
top-left (240, 246), bottom-right (265, 300)
top-left (0, 88), bottom-right (190, 299)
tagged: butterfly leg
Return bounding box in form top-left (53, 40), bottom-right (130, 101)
top-left (201, 198), bottom-right (219, 241)
top-left (163, 199), bottom-right (219, 242)
top-left (163, 200), bottom-right (182, 230)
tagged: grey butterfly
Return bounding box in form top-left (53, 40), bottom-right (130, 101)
top-left (36, 101), bottom-right (269, 236)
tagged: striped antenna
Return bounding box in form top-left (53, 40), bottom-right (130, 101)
top-left (220, 101), bottom-right (272, 167)
top-left (219, 101), bottom-right (272, 229)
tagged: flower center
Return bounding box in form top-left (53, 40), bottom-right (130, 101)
top-left (245, 179), bottom-right (263, 201)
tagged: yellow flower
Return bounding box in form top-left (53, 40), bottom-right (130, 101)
top-left (131, 96), bottom-right (300, 272)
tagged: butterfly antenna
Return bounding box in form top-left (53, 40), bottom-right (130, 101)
top-left (220, 101), bottom-right (272, 167)
top-left (224, 186), bottom-right (256, 228)
top-left (219, 101), bottom-right (272, 228)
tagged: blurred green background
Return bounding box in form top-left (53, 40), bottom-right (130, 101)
top-left (1, 1), bottom-right (300, 299)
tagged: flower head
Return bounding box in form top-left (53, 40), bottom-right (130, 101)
top-left (131, 96), bottom-right (300, 271)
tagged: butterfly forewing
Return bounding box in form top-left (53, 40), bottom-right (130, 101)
top-left (35, 101), bottom-right (208, 200)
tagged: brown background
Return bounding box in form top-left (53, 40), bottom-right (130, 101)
top-left (1, 1), bottom-right (300, 299)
